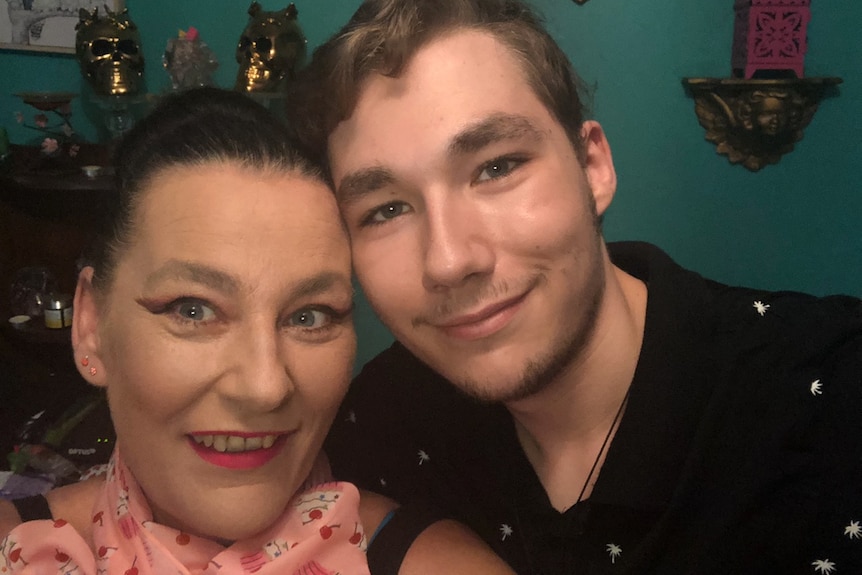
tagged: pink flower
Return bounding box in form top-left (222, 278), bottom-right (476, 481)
top-left (185, 26), bottom-right (199, 41)
top-left (34, 113), bottom-right (49, 127)
top-left (41, 137), bottom-right (59, 154)
top-left (68, 144), bottom-right (80, 157)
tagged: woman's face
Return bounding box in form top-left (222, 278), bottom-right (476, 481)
top-left (82, 161), bottom-right (355, 541)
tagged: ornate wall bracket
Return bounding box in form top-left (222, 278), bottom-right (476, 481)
top-left (682, 77), bottom-right (842, 171)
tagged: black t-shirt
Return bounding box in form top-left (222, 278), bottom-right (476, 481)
top-left (325, 241), bottom-right (862, 574)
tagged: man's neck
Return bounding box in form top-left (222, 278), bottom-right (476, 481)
top-left (506, 262), bottom-right (648, 512)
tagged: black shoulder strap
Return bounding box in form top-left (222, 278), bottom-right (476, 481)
top-left (11, 494), bottom-right (53, 522)
top-left (367, 503), bottom-right (447, 575)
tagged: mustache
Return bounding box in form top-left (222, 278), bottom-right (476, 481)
top-left (412, 275), bottom-right (541, 327)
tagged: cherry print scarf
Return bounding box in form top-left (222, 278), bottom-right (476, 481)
top-left (1, 448), bottom-right (370, 574)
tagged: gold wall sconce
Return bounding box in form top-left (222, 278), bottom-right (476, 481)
top-left (684, 1), bottom-right (841, 171)
top-left (682, 77), bottom-right (841, 171)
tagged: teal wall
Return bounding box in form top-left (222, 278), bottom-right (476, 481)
top-left (2, 0), bottom-right (860, 370)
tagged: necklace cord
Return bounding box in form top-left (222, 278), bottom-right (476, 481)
top-left (574, 386), bottom-right (632, 505)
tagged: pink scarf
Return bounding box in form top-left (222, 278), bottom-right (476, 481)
top-left (1, 450), bottom-right (370, 574)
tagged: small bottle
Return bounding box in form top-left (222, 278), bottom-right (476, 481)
top-left (44, 293), bottom-right (73, 329)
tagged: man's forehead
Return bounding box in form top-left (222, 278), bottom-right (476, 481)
top-left (327, 30), bottom-right (544, 182)
top-left (334, 29), bottom-right (524, 124)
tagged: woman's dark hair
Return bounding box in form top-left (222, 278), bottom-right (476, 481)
top-left (88, 86), bottom-right (322, 292)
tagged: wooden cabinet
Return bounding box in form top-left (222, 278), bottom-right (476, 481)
top-left (0, 144), bottom-right (112, 304)
top-left (0, 144), bottom-right (114, 460)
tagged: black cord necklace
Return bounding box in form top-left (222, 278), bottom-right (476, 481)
top-left (572, 384), bottom-right (632, 508)
top-left (514, 385), bottom-right (633, 574)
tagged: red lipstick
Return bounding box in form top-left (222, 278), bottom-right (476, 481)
top-left (187, 433), bottom-right (288, 470)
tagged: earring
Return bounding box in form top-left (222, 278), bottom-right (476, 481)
top-left (82, 356), bottom-right (96, 376)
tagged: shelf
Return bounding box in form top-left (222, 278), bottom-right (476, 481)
top-left (682, 77), bottom-right (842, 171)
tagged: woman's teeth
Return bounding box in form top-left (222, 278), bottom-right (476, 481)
top-left (191, 434), bottom-right (278, 452)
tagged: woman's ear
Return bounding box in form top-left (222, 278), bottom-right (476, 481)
top-left (580, 120), bottom-right (617, 218)
top-left (72, 267), bottom-right (107, 387)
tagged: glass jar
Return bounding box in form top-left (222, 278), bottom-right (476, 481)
top-left (44, 293), bottom-right (73, 329)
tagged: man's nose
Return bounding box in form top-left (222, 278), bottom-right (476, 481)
top-left (421, 194), bottom-right (495, 291)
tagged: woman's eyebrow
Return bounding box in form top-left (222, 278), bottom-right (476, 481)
top-left (144, 260), bottom-right (239, 295)
top-left (144, 262), bottom-right (352, 301)
top-left (448, 113), bottom-right (545, 157)
top-left (290, 271), bottom-right (354, 300)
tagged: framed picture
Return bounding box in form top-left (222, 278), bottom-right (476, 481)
top-left (0, 0), bottom-right (125, 54)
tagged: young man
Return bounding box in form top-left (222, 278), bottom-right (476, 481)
top-left (289, 0), bottom-right (862, 573)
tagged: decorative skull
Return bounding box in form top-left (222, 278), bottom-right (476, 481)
top-left (234, 2), bottom-right (306, 93)
top-left (75, 7), bottom-right (145, 97)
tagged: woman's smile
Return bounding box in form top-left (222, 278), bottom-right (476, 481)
top-left (189, 432), bottom-right (283, 453)
top-left (187, 432), bottom-right (291, 469)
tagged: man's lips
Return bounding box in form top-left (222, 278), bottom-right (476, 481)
top-left (433, 293), bottom-right (527, 341)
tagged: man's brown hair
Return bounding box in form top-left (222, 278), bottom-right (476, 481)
top-left (287, 0), bottom-right (589, 174)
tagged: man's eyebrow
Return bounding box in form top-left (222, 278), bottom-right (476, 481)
top-left (335, 114), bottom-right (543, 206)
top-left (335, 166), bottom-right (395, 208)
top-left (144, 260), bottom-right (239, 295)
top-left (448, 113), bottom-right (545, 157)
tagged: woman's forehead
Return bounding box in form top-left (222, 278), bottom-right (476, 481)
top-left (121, 162), bottom-right (349, 280)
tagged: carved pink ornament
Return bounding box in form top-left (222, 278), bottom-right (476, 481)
top-left (732, 0), bottom-right (811, 79)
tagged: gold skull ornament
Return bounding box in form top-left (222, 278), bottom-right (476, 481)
top-left (75, 7), bottom-right (145, 97)
top-left (234, 2), bottom-right (306, 93)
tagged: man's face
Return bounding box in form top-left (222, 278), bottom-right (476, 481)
top-left (329, 30), bottom-right (617, 402)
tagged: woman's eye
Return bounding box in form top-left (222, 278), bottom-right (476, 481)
top-left (364, 201), bottom-right (411, 226)
top-left (476, 157), bottom-right (522, 183)
top-left (173, 300), bottom-right (216, 322)
top-left (288, 308), bottom-right (332, 329)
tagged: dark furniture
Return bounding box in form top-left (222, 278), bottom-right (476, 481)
top-left (0, 144), bottom-right (115, 463)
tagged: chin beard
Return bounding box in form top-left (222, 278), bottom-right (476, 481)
top-left (430, 192), bottom-right (607, 405)
top-left (458, 257), bottom-right (606, 405)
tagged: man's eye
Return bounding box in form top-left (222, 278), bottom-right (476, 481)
top-left (289, 308), bottom-right (332, 328)
top-left (174, 300), bottom-right (216, 322)
top-left (365, 201), bottom-right (411, 225)
top-left (476, 157), bottom-right (522, 182)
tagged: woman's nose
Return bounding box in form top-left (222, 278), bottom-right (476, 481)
top-left (222, 323), bottom-right (295, 412)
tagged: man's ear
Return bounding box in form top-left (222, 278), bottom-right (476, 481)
top-left (71, 267), bottom-right (107, 387)
top-left (580, 120), bottom-right (617, 217)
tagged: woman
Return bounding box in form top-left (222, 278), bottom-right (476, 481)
top-left (0, 88), bottom-right (513, 574)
